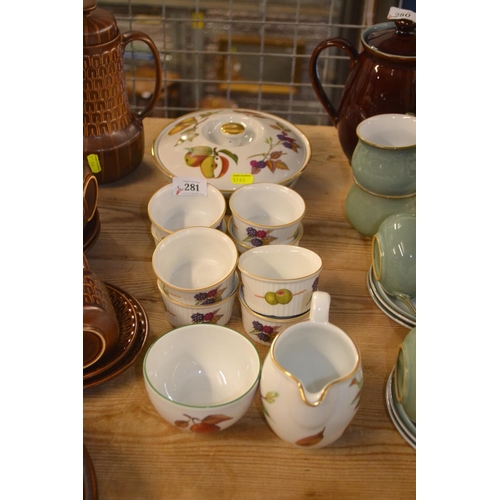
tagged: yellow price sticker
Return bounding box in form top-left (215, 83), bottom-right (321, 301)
top-left (231, 173), bottom-right (254, 185)
top-left (87, 154), bottom-right (101, 174)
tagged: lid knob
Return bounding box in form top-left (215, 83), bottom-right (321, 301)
top-left (218, 122), bottom-right (246, 147)
top-left (395, 18), bottom-right (416, 34)
top-left (220, 122), bottom-right (245, 136)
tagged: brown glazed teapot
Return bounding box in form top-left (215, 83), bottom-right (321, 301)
top-left (83, 0), bottom-right (162, 184)
top-left (309, 19), bottom-right (416, 162)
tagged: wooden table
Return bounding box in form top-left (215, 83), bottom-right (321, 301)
top-left (83, 117), bottom-right (416, 500)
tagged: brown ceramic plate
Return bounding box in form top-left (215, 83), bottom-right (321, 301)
top-left (83, 284), bottom-right (149, 390)
top-left (83, 444), bottom-right (98, 500)
top-left (83, 284), bottom-right (139, 380)
top-left (84, 209), bottom-right (101, 254)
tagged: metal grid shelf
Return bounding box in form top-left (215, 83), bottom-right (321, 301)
top-left (100, 0), bottom-right (400, 125)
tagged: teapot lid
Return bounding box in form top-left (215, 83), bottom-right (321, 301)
top-left (362, 20), bottom-right (416, 58)
top-left (83, 0), bottom-right (119, 46)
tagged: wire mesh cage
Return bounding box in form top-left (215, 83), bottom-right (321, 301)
top-left (99, 0), bottom-right (400, 125)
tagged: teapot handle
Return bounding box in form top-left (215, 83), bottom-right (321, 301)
top-left (122, 31), bottom-right (163, 120)
top-left (308, 38), bottom-right (358, 126)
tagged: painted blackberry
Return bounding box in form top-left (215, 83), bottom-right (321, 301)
top-left (252, 321), bottom-right (263, 331)
top-left (257, 332), bottom-right (271, 343)
top-left (191, 313), bottom-right (204, 323)
top-left (194, 292), bottom-right (208, 301)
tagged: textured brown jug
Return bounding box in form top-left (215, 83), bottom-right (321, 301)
top-left (309, 19), bottom-right (416, 162)
top-left (83, 0), bottom-right (162, 184)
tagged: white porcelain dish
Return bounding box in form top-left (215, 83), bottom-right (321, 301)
top-left (238, 284), bottom-right (309, 346)
top-left (229, 183), bottom-right (305, 244)
top-left (157, 273), bottom-right (239, 328)
top-left (148, 182), bottom-right (226, 238)
top-left (227, 216), bottom-right (303, 253)
top-left (237, 245), bottom-right (322, 317)
top-left (152, 227), bottom-right (238, 304)
top-left (151, 109), bottom-right (312, 197)
top-left (143, 324), bottom-right (261, 433)
top-left (150, 219), bottom-right (227, 247)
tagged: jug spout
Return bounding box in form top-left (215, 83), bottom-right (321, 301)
top-left (271, 291), bottom-right (361, 408)
top-left (260, 291), bottom-right (363, 448)
top-left (301, 386), bottom-right (330, 407)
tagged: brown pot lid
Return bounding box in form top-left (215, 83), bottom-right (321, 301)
top-left (362, 20), bottom-right (416, 58)
top-left (83, 0), bottom-right (119, 46)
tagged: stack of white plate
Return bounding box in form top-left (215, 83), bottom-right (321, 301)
top-left (385, 367), bottom-right (416, 449)
top-left (366, 265), bottom-right (415, 328)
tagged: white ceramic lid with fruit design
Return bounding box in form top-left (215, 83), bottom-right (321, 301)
top-left (151, 109), bottom-right (311, 195)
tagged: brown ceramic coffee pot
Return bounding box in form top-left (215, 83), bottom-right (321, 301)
top-left (309, 19), bottom-right (416, 162)
top-left (83, 0), bottom-right (162, 184)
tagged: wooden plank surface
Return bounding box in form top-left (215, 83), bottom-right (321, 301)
top-left (83, 117), bottom-right (416, 500)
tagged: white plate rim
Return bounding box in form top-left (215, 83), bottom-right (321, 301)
top-left (369, 266), bottom-right (416, 321)
top-left (386, 367), bottom-right (416, 449)
top-left (367, 270), bottom-right (415, 328)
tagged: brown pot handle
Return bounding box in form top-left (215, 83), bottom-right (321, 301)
top-left (308, 37), bottom-right (358, 125)
top-left (122, 31), bottom-right (163, 119)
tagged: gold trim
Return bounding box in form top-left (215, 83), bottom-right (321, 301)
top-left (354, 110), bottom-right (416, 149)
top-left (371, 241), bottom-right (416, 316)
top-left (228, 185), bottom-right (306, 231)
top-left (357, 136), bottom-right (416, 151)
top-left (237, 246), bottom-right (323, 283)
top-left (353, 176), bottom-right (416, 199)
top-left (147, 184), bottom-right (226, 236)
top-left (270, 328), bottom-right (361, 407)
top-left (157, 273), bottom-right (240, 308)
top-left (152, 228), bottom-right (239, 293)
top-left (83, 174), bottom-right (99, 222)
top-left (394, 344), bottom-right (406, 403)
top-left (396, 294), bottom-right (417, 315)
top-left (372, 235), bottom-right (382, 282)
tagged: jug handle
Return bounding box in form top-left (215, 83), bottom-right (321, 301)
top-left (308, 291), bottom-right (331, 325)
top-left (308, 38), bottom-right (358, 126)
top-left (122, 31), bottom-right (163, 120)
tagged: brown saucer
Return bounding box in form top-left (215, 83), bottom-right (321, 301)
top-left (83, 284), bottom-right (139, 380)
top-left (84, 209), bottom-right (101, 254)
top-left (84, 284), bottom-right (149, 390)
top-left (83, 444), bottom-right (98, 500)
